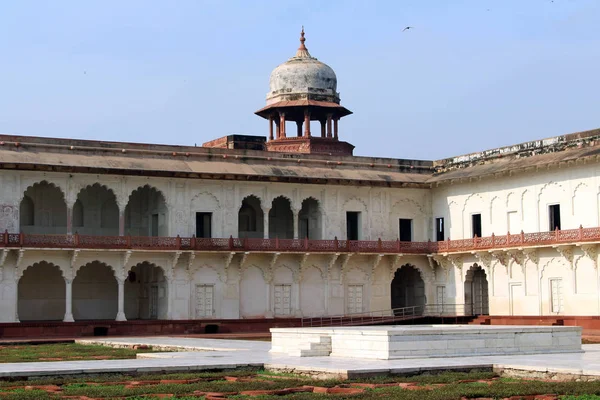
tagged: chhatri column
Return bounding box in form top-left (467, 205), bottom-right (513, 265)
top-left (304, 110), bottom-right (311, 137)
top-left (116, 277), bottom-right (127, 321)
top-left (334, 117), bottom-right (339, 140)
top-left (326, 114), bottom-right (333, 138)
top-left (279, 111), bottom-right (286, 138)
top-left (296, 121), bottom-right (302, 137)
top-left (268, 115), bottom-right (274, 141)
top-left (275, 119), bottom-right (281, 139)
top-left (320, 120), bottom-right (326, 137)
top-left (63, 277), bottom-right (74, 322)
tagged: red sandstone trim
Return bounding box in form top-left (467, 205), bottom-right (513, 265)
top-left (0, 226), bottom-right (596, 254)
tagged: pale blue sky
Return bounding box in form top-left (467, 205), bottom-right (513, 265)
top-left (0, 0), bottom-right (598, 159)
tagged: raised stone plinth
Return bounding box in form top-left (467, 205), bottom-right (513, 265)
top-left (270, 325), bottom-right (582, 359)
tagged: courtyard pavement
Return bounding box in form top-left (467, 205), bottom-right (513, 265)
top-left (0, 336), bottom-right (600, 379)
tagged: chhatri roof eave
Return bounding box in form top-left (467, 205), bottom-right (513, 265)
top-left (254, 100), bottom-right (353, 118)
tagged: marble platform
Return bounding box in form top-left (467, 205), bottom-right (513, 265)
top-left (270, 325), bottom-right (582, 359)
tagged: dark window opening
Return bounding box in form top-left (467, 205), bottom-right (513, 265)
top-left (435, 218), bottom-right (445, 241)
top-left (151, 214), bottom-right (159, 237)
top-left (346, 212), bottom-right (360, 240)
top-left (399, 219), bottom-right (413, 242)
top-left (549, 204), bottom-right (561, 231)
top-left (196, 212), bottom-right (212, 238)
top-left (300, 218), bottom-right (309, 239)
top-left (472, 214), bottom-right (482, 238)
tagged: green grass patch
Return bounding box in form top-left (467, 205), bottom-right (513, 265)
top-left (0, 343), bottom-right (154, 363)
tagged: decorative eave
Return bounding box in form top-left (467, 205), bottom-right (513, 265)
top-left (255, 100), bottom-right (352, 119)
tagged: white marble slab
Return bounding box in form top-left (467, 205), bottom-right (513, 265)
top-left (270, 325), bottom-right (582, 359)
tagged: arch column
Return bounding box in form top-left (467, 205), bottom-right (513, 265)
top-left (268, 115), bottom-right (274, 141)
top-left (304, 110), bottom-right (311, 137)
top-left (116, 277), bottom-right (127, 321)
top-left (63, 277), bottom-right (74, 322)
top-left (334, 117), bottom-right (339, 140)
top-left (326, 114), bottom-right (333, 138)
top-left (296, 121), bottom-right (302, 137)
top-left (293, 209), bottom-right (299, 240)
top-left (279, 111), bottom-right (286, 138)
top-left (263, 208), bottom-right (270, 239)
top-left (13, 278), bottom-right (20, 323)
top-left (66, 206), bottom-right (74, 235)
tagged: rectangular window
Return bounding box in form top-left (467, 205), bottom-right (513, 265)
top-left (399, 219), bottom-right (413, 242)
top-left (472, 213), bottom-right (482, 238)
top-left (435, 218), bottom-right (445, 241)
top-left (346, 212), bottom-right (361, 240)
top-left (196, 212), bottom-right (212, 238)
top-left (346, 285), bottom-right (364, 314)
top-left (549, 204), bottom-right (561, 231)
top-left (195, 284), bottom-right (214, 318)
top-left (274, 284), bottom-right (291, 315)
top-left (550, 278), bottom-right (563, 314)
top-left (507, 211), bottom-right (518, 233)
top-left (436, 286), bottom-right (446, 313)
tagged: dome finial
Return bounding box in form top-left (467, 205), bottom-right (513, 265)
top-left (296, 26), bottom-right (311, 58)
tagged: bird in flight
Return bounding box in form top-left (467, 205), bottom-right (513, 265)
top-left (402, 26), bottom-right (413, 32)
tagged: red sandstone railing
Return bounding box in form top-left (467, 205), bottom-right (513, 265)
top-left (1, 226), bottom-right (599, 254)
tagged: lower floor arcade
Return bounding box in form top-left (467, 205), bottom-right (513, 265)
top-left (0, 245), bottom-right (597, 322)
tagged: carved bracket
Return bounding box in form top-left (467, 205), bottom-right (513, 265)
top-left (327, 253), bottom-right (340, 281)
top-left (298, 253), bottom-right (311, 283)
top-left (523, 248), bottom-right (539, 266)
top-left (580, 244), bottom-right (598, 269)
top-left (0, 249), bottom-right (9, 268)
top-left (472, 251), bottom-right (493, 269)
top-left (370, 254), bottom-right (384, 282)
top-left (554, 245), bottom-right (575, 269)
top-left (222, 252), bottom-right (235, 282)
top-left (340, 253), bottom-right (353, 282)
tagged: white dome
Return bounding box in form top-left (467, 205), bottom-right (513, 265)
top-left (266, 30), bottom-right (340, 105)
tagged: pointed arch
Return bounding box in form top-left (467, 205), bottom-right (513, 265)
top-left (270, 196), bottom-right (294, 239)
top-left (391, 264), bottom-right (426, 310)
top-left (464, 264), bottom-right (489, 315)
top-left (19, 181), bottom-right (67, 234)
top-left (73, 261), bottom-right (118, 320)
top-left (125, 261), bottom-right (168, 320)
top-left (18, 261), bottom-right (65, 321)
top-left (238, 195), bottom-right (264, 238)
top-left (125, 185), bottom-right (168, 237)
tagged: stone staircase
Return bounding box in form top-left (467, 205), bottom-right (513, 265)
top-left (271, 333), bottom-right (332, 357)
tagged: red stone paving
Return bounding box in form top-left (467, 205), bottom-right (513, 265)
top-left (1, 377), bottom-right (572, 399)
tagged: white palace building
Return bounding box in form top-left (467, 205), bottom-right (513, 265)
top-left (1, 30), bottom-right (600, 327)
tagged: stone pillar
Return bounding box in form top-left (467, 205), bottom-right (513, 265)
top-left (334, 117), bottom-right (339, 140)
top-left (275, 119), bottom-right (281, 139)
top-left (63, 278), bottom-right (74, 322)
top-left (166, 278), bottom-right (173, 320)
top-left (320, 120), bottom-right (326, 138)
top-left (116, 277), bottom-right (127, 321)
top-left (268, 115), bottom-right (274, 141)
top-left (119, 210), bottom-right (125, 236)
top-left (304, 110), bottom-right (311, 137)
top-left (66, 206), bottom-right (73, 235)
top-left (296, 121), bottom-right (302, 137)
top-left (263, 209), bottom-right (270, 239)
top-left (279, 112), bottom-right (286, 138)
top-left (293, 210), bottom-right (299, 240)
top-left (326, 114), bottom-right (333, 138)
top-left (13, 278), bottom-right (20, 323)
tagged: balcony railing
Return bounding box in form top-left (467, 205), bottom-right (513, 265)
top-left (1, 226), bottom-right (599, 254)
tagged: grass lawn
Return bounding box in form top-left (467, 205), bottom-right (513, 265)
top-left (0, 343), bottom-right (155, 363)
top-left (0, 368), bottom-right (600, 399)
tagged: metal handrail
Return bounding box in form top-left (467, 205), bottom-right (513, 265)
top-left (300, 303), bottom-right (471, 327)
